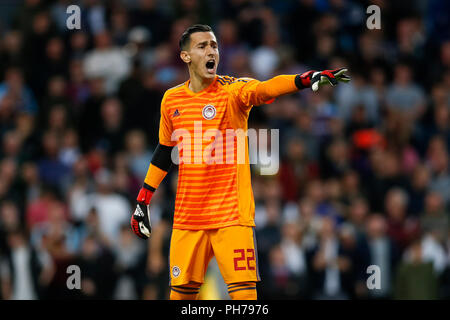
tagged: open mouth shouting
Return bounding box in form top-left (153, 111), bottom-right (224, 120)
top-left (205, 59), bottom-right (216, 74)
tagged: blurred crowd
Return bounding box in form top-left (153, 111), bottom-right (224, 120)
top-left (0, 0), bottom-right (449, 300)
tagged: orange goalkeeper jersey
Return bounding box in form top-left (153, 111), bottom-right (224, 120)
top-left (159, 74), bottom-right (297, 230)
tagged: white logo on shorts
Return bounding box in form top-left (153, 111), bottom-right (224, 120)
top-left (202, 105), bottom-right (216, 120)
top-left (172, 266), bottom-right (181, 278)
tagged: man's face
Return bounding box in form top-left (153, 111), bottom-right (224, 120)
top-left (181, 31), bottom-right (219, 80)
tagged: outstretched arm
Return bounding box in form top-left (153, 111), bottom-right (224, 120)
top-left (234, 68), bottom-right (350, 108)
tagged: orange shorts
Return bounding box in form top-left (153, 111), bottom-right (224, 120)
top-left (168, 225), bottom-right (260, 286)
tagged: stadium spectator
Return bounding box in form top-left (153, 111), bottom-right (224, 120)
top-left (365, 214), bottom-right (400, 299)
top-left (112, 224), bottom-right (146, 299)
top-left (75, 233), bottom-right (116, 299)
top-left (394, 239), bottom-right (438, 300)
top-left (0, 228), bottom-right (53, 300)
top-left (83, 31), bottom-right (131, 94)
top-left (384, 188), bottom-right (420, 251)
top-left (81, 168), bottom-right (131, 244)
top-left (386, 63), bottom-right (426, 122)
top-left (307, 216), bottom-right (352, 300)
top-left (0, 67), bottom-right (38, 115)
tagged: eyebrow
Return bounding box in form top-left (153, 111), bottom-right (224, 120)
top-left (196, 40), bottom-right (218, 47)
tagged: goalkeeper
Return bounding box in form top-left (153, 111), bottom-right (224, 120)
top-left (131, 24), bottom-right (350, 300)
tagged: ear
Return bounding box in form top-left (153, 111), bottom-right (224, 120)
top-left (180, 51), bottom-right (191, 64)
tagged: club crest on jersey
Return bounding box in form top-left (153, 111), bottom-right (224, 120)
top-left (202, 104), bottom-right (216, 120)
top-left (172, 266), bottom-right (181, 278)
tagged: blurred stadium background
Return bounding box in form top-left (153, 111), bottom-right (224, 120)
top-left (0, 0), bottom-right (449, 300)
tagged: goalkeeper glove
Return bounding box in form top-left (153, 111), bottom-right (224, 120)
top-left (131, 186), bottom-right (153, 239)
top-left (295, 68), bottom-right (350, 92)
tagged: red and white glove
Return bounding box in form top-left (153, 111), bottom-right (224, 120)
top-left (296, 68), bottom-right (350, 92)
top-left (130, 186), bottom-right (153, 239)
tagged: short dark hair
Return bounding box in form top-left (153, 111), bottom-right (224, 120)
top-left (179, 24), bottom-right (213, 50)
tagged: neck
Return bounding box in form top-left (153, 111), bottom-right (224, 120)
top-left (188, 70), bottom-right (214, 93)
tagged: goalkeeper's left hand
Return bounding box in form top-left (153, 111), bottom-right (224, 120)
top-left (296, 68), bottom-right (351, 92)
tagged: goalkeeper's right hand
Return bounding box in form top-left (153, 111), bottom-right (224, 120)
top-left (131, 186), bottom-right (153, 239)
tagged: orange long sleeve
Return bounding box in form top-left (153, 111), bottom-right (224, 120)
top-left (230, 75), bottom-right (299, 108)
top-left (143, 143), bottom-right (174, 190)
top-left (144, 163), bottom-right (169, 190)
top-left (255, 74), bottom-right (298, 100)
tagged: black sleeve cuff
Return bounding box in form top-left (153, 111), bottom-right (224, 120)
top-left (294, 74), bottom-right (307, 90)
top-left (151, 143), bottom-right (174, 172)
top-left (143, 183), bottom-right (156, 192)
